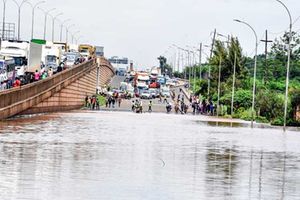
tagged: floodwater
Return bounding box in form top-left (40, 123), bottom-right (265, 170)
top-left (0, 111), bottom-right (299, 200)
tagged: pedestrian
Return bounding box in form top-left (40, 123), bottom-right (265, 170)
top-left (0, 81), bottom-right (6, 91)
top-left (48, 67), bottom-right (53, 77)
top-left (34, 70), bottom-right (40, 81)
top-left (175, 101), bottom-right (179, 114)
top-left (96, 97), bottom-right (100, 110)
top-left (105, 97), bottom-right (108, 107)
top-left (92, 96), bottom-right (97, 110)
top-left (148, 101), bottom-right (152, 113)
top-left (108, 96), bottom-right (112, 108)
top-left (89, 97), bottom-right (93, 109)
top-left (57, 64), bottom-right (63, 73)
top-left (85, 96), bottom-right (89, 107)
top-left (41, 71), bottom-right (48, 79)
top-left (131, 100), bottom-right (135, 112)
top-left (139, 100), bottom-right (143, 113)
top-left (112, 97), bottom-right (116, 108)
top-left (180, 101), bottom-right (185, 114)
top-left (13, 77), bottom-right (21, 88)
top-left (118, 97), bottom-right (122, 107)
top-left (163, 95), bottom-right (168, 104)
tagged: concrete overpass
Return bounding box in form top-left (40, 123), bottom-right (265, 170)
top-left (0, 57), bottom-right (115, 120)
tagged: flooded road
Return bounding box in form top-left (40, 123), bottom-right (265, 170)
top-left (0, 111), bottom-right (300, 200)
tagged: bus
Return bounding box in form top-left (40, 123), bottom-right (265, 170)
top-left (0, 57), bottom-right (16, 83)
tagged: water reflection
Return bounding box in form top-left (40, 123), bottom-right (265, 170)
top-left (0, 111), bottom-right (299, 199)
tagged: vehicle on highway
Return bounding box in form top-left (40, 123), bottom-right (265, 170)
top-left (166, 79), bottom-right (176, 86)
top-left (79, 44), bottom-right (95, 59)
top-left (0, 56), bottom-right (16, 83)
top-left (126, 88), bottom-right (135, 98)
top-left (64, 52), bottom-right (80, 68)
top-left (134, 72), bottom-right (150, 90)
top-left (140, 90), bottom-right (152, 99)
top-left (149, 81), bottom-right (160, 89)
top-left (157, 75), bottom-right (166, 85)
top-left (0, 40), bottom-right (29, 78)
top-left (160, 87), bottom-right (170, 98)
top-left (166, 102), bottom-right (172, 113)
top-left (42, 43), bottom-right (62, 72)
top-left (149, 88), bottom-right (159, 98)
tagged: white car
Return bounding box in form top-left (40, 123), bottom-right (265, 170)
top-left (166, 80), bottom-right (176, 86)
top-left (140, 90), bottom-right (152, 99)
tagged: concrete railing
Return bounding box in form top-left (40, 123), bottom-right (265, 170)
top-left (0, 59), bottom-right (95, 109)
top-left (0, 59), bottom-right (97, 119)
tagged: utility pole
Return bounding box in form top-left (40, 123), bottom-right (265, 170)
top-left (217, 56), bottom-right (222, 117)
top-left (199, 43), bottom-right (202, 82)
top-left (231, 52), bottom-right (237, 118)
top-left (177, 49), bottom-right (180, 72)
top-left (260, 30), bottom-right (272, 83)
top-left (208, 29), bottom-right (217, 97)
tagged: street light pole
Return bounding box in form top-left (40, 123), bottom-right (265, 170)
top-left (39, 7), bottom-right (56, 40)
top-left (217, 56), bottom-right (222, 118)
top-left (231, 51), bottom-right (237, 118)
top-left (274, 0), bottom-right (292, 131)
top-left (51, 12), bottom-right (63, 42)
top-left (234, 19), bottom-right (258, 128)
top-left (26, 1), bottom-right (45, 40)
top-left (76, 35), bottom-right (83, 45)
top-left (66, 24), bottom-right (75, 44)
top-left (71, 30), bottom-right (80, 44)
top-left (12, 0), bottom-right (28, 40)
top-left (199, 43), bottom-right (202, 82)
top-left (2, 0), bottom-right (7, 40)
top-left (60, 19), bottom-right (70, 42)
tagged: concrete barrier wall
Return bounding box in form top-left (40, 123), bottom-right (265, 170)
top-left (0, 57), bottom-right (115, 119)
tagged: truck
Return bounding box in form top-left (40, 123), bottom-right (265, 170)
top-left (41, 42), bottom-right (62, 72)
top-left (78, 44), bottom-right (95, 60)
top-left (94, 46), bottom-right (104, 57)
top-left (134, 72), bottom-right (150, 90)
top-left (0, 56), bottom-right (16, 84)
top-left (0, 40), bottom-right (29, 77)
top-left (27, 42), bottom-right (43, 73)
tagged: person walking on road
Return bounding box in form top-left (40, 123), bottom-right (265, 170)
top-left (108, 96), bottom-right (112, 108)
top-left (131, 100), bottom-right (135, 112)
top-left (85, 96), bottom-right (89, 107)
top-left (112, 97), bottom-right (116, 108)
top-left (118, 97), bottom-right (122, 107)
top-left (148, 101), bottom-right (153, 113)
top-left (163, 95), bottom-right (168, 104)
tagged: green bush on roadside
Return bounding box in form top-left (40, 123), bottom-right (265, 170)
top-left (97, 95), bottom-right (106, 106)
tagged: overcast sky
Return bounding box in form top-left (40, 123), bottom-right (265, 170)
top-left (3, 0), bottom-right (300, 68)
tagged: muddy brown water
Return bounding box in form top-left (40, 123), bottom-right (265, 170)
top-left (0, 111), bottom-right (299, 200)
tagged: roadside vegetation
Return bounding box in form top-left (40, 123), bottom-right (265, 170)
top-left (174, 32), bottom-right (300, 126)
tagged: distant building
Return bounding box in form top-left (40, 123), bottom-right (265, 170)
top-left (108, 56), bottom-right (130, 76)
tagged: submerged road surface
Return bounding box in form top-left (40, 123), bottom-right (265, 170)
top-left (0, 111), bottom-right (300, 199)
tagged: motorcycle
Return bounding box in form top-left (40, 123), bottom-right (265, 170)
top-left (135, 104), bottom-right (143, 113)
top-left (166, 104), bottom-right (172, 113)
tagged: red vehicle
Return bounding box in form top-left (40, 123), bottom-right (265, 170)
top-left (149, 82), bottom-right (160, 89)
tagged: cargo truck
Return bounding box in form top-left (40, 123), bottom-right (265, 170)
top-left (0, 40), bottom-right (29, 77)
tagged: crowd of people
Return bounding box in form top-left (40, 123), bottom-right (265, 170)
top-left (105, 91), bottom-right (122, 108)
top-left (85, 95), bottom-right (101, 110)
top-left (0, 55), bottom-right (89, 92)
top-left (0, 65), bottom-right (60, 91)
top-left (82, 86), bottom-right (218, 116)
top-left (189, 96), bottom-right (216, 115)
top-left (0, 77), bottom-right (21, 91)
